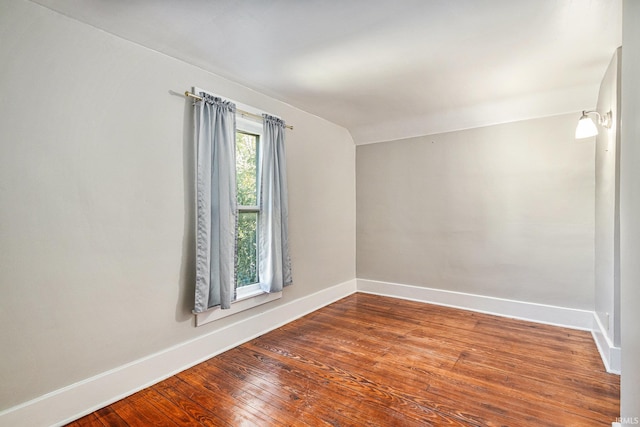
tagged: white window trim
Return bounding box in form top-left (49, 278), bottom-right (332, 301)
top-left (236, 282), bottom-right (262, 300)
top-left (193, 88), bottom-right (281, 327)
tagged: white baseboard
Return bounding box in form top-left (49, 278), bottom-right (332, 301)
top-left (0, 279), bottom-right (357, 427)
top-left (592, 314), bottom-right (622, 374)
top-left (357, 279), bottom-right (595, 331)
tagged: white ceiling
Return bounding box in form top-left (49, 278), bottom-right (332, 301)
top-left (32, 0), bottom-right (622, 144)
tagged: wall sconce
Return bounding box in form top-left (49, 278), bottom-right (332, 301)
top-left (575, 110), bottom-right (612, 139)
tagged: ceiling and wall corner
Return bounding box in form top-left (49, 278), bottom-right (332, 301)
top-left (29, 0), bottom-right (622, 145)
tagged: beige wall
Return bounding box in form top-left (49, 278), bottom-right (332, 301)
top-left (621, 0), bottom-right (640, 419)
top-left (357, 113), bottom-right (595, 309)
top-left (0, 1), bottom-right (355, 410)
top-left (594, 48), bottom-right (621, 347)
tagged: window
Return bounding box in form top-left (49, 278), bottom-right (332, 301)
top-left (192, 87), bottom-right (290, 326)
top-left (235, 118), bottom-right (262, 300)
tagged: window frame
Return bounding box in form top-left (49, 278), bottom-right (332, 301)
top-left (235, 117), bottom-right (263, 300)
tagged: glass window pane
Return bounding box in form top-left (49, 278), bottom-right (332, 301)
top-left (237, 212), bottom-right (258, 286)
top-left (236, 132), bottom-right (258, 206)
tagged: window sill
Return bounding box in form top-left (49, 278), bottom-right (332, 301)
top-left (194, 290), bottom-right (282, 327)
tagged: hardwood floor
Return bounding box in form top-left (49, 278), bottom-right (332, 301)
top-left (67, 293), bottom-right (620, 426)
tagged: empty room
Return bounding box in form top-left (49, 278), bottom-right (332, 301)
top-left (1, 0), bottom-right (639, 426)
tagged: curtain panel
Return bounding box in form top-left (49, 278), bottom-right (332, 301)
top-left (194, 93), bottom-right (237, 313)
top-left (259, 114), bottom-right (293, 293)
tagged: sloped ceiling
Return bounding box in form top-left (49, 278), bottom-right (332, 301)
top-left (31, 0), bottom-right (622, 144)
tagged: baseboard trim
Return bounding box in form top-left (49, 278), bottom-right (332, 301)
top-left (592, 314), bottom-right (622, 374)
top-left (0, 279), bottom-right (357, 427)
top-left (356, 279), bottom-right (595, 331)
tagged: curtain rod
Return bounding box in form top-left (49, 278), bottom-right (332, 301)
top-left (184, 91), bottom-right (294, 130)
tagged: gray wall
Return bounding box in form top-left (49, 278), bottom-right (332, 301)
top-left (0, 1), bottom-right (356, 410)
top-left (357, 113), bottom-right (595, 309)
top-left (594, 48), bottom-right (621, 347)
top-left (621, 0), bottom-right (640, 419)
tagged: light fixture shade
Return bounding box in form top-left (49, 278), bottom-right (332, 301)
top-left (575, 114), bottom-right (598, 139)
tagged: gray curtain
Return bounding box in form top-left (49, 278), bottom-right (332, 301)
top-left (259, 114), bottom-right (293, 293)
top-left (194, 93), bottom-right (237, 313)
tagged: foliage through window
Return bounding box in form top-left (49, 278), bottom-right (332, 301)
top-left (236, 130), bottom-right (259, 287)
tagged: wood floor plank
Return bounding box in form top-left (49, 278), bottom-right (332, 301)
top-left (246, 339), bottom-right (486, 426)
top-left (153, 378), bottom-right (230, 426)
top-left (111, 392), bottom-right (180, 427)
top-left (65, 294), bottom-right (620, 426)
top-left (187, 359), bottom-right (312, 426)
top-left (258, 322), bottom-right (550, 426)
top-left (201, 352), bottom-right (356, 426)
top-left (140, 388), bottom-right (204, 426)
top-left (166, 374), bottom-right (266, 426)
top-left (94, 406), bottom-right (129, 427)
top-left (224, 344), bottom-right (435, 427)
top-left (64, 412), bottom-right (103, 427)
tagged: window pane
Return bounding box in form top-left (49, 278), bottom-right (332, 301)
top-left (236, 132), bottom-right (258, 206)
top-left (237, 212), bottom-right (258, 286)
